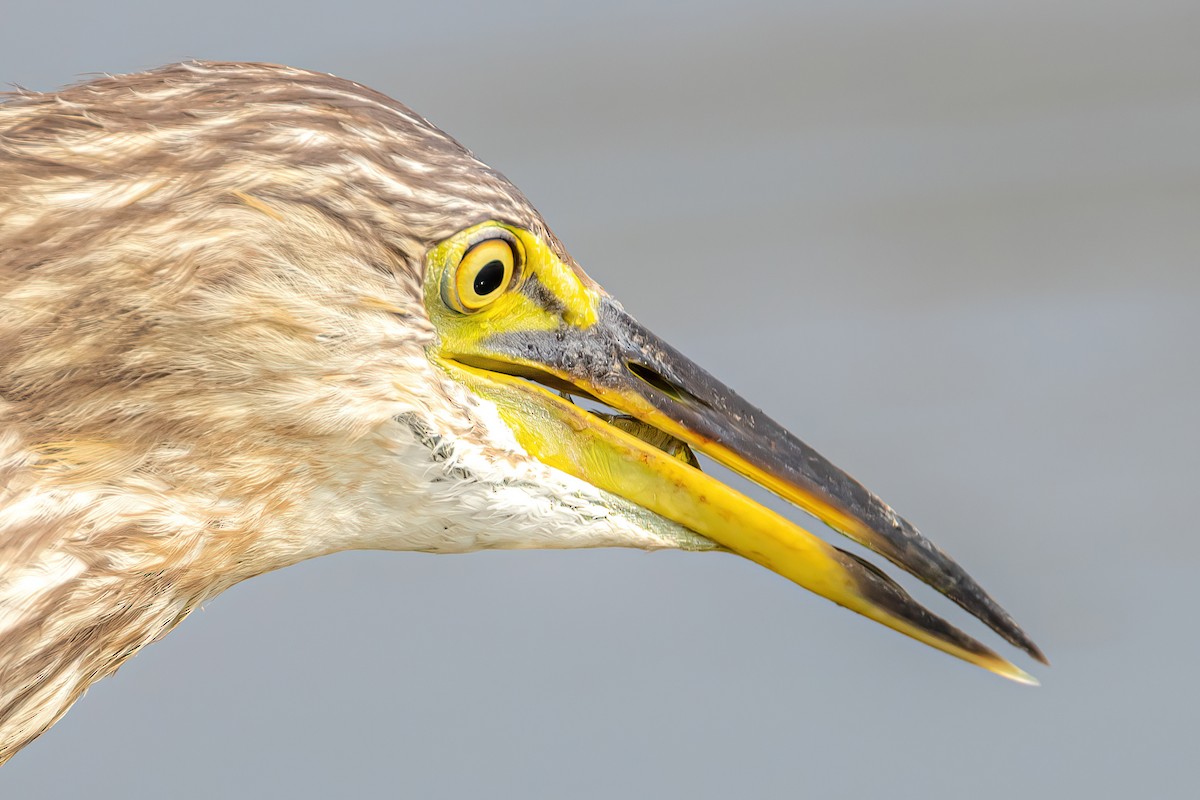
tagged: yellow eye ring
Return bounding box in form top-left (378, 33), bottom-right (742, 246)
top-left (443, 231), bottom-right (522, 313)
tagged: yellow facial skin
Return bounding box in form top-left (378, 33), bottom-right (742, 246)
top-left (423, 221), bottom-right (1041, 684)
top-left (425, 221), bottom-right (597, 347)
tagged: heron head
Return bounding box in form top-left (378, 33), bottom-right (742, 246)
top-left (0, 62), bottom-right (1043, 692)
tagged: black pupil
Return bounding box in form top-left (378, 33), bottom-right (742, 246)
top-left (473, 260), bottom-right (506, 296)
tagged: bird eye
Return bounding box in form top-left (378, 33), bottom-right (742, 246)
top-left (445, 232), bottom-right (521, 313)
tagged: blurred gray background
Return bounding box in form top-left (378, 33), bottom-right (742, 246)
top-left (2, 1), bottom-right (1197, 797)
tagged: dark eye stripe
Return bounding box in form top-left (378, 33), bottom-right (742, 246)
top-left (518, 270), bottom-right (567, 316)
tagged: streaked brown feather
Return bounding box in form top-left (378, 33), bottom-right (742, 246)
top-left (0, 61), bottom-right (550, 761)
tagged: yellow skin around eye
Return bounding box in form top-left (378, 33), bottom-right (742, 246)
top-left (455, 239), bottom-right (514, 310)
top-left (426, 222), bottom-right (601, 358)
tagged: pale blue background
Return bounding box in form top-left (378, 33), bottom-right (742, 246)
top-left (2, 2), bottom-right (1197, 797)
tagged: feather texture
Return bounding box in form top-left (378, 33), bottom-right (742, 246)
top-left (0, 62), bottom-right (706, 761)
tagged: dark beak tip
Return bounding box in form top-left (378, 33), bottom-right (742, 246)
top-left (1028, 642), bottom-right (1050, 667)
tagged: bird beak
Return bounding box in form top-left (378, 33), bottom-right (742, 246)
top-left (427, 228), bottom-right (1043, 682)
